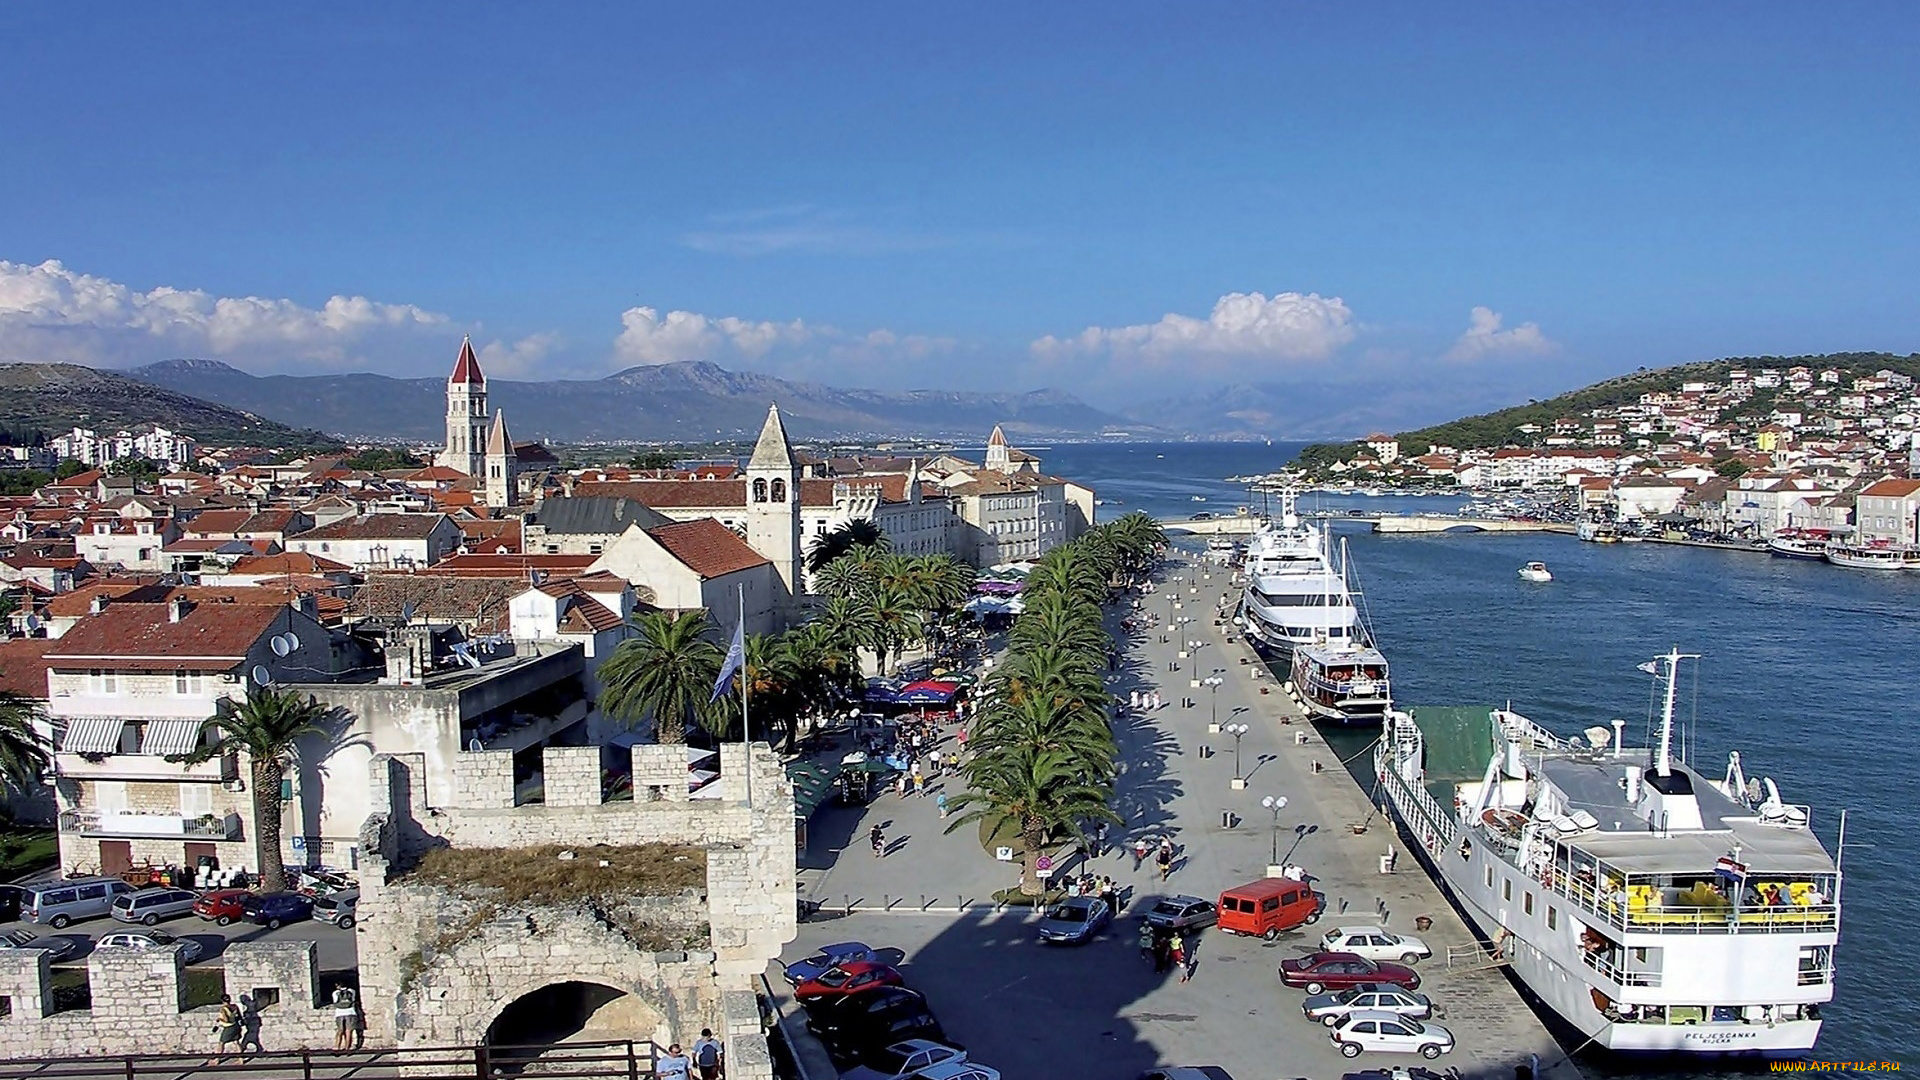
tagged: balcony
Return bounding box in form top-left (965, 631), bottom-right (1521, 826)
top-left (58, 810), bottom-right (243, 840)
top-left (1582, 948), bottom-right (1662, 987)
top-left (55, 751), bottom-right (237, 784)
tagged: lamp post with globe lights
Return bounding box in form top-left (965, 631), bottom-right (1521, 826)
top-left (1225, 722), bottom-right (1249, 789)
top-left (1261, 795), bottom-right (1290, 868)
top-left (1203, 674), bottom-right (1224, 724)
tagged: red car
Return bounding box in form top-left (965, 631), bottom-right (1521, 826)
top-left (192, 888), bottom-right (250, 926)
top-left (793, 961), bottom-right (905, 1002)
top-left (1280, 951), bottom-right (1421, 995)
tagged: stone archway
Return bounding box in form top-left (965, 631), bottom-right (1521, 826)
top-left (485, 979), bottom-right (668, 1050)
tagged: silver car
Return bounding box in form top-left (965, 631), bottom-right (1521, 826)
top-left (96, 929), bottom-right (205, 964)
top-left (1303, 983), bottom-right (1434, 1026)
top-left (111, 887), bottom-right (199, 926)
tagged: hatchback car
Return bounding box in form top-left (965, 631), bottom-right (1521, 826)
top-left (0, 927), bottom-right (78, 962)
top-left (810, 989), bottom-right (947, 1065)
top-left (96, 929), bottom-right (204, 963)
top-left (1303, 984), bottom-right (1434, 1026)
top-left (1328, 1011), bottom-right (1455, 1059)
top-left (795, 961), bottom-right (906, 1002)
top-left (1280, 952), bottom-right (1420, 995)
top-left (241, 891), bottom-right (314, 929)
top-left (110, 888), bottom-right (198, 926)
top-left (1036, 896), bottom-right (1110, 945)
top-left (1320, 926), bottom-right (1432, 964)
top-left (905, 1063), bottom-right (999, 1080)
top-left (838, 1038), bottom-right (968, 1080)
top-left (1144, 895), bottom-right (1217, 933)
top-left (784, 941), bottom-right (881, 985)
top-left (192, 888), bottom-right (251, 926)
top-left (312, 890), bottom-right (359, 930)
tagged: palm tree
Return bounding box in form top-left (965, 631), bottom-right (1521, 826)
top-left (600, 610), bottom-right (723, 745)
top-left (0, 689), bottom-right (50, 800)
top-left (806, 518), bottom-right (889, 574)
top-left (943, 742), bottom-right (1119, 894)
top-left (176, 687), bottom-right (329, 892)
top-left (818, 595), bottom-right (879, 667)
top-left (864, 583), bottom-right (925, 675)
top-left (1008, 594), bottom-right (1108, 658)
top-left (779, 624), bottom-right (860, 745)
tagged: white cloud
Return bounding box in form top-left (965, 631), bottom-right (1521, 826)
top-left (1444, 305), bottom-right (1557, 362)
top-left (0, 258), bottom-right (449, 370)
top-left (1031, 290), bottom-right (1358, 371)
top-left (477, 332), bottom-right (562, 378)
top-left (612, 305), bottom-right (954, 380)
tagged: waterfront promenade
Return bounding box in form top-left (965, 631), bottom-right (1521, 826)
top-left (772, 548), bottom-right (1578, 1080)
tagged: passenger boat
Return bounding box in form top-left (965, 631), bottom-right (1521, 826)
top-left (1290, 638), bottom-right (1392, 725)
top-left (1824, 542), bottom-right (1905, 571)
top-left (1767, 529), bottom-right (1832, 561)
top-left (1374, 650), bottom-right (1841, 1057)
top-left (1518, 562), bottom-right (1553, 583)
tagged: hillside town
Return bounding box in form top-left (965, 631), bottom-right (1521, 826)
top-left (1302, 362), bottom-right (1920, 545)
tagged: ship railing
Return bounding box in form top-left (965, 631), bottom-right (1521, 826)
top-left (1542, 860), bottom-right (1838, 935)
top-left (1582, 948), bottom-right (1662, 987)
top-left (1373, 741), bottom-right (1457, 852)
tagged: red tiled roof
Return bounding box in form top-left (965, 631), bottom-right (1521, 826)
top-left (420, 553), bottom-right (597, 578)
top-left (1860, 478), bottom-right (1920, 498)
top-left (533, 582), bottom-right (626, 633)
top-left (0, 637), bottom-right (57, 700)
top-left (645, 519), bottom-right (769, 579)
top-left (227, 552), bottom-right (352, 575)
top-left (46, 601), bottom-right (287, 671)
top-left (449, 336), bottom-right (484, 384)
top-left (458, 517), bottom-right (522, 553)
top-left (298, 513), bottom-right (452, 540)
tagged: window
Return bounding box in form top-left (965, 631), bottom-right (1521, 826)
top-left (174, 671), bottom-right (203, 695)
top-left (752, 478), bottom-right (768, 503)
top-left (770, 478), bottom-right (787, 502)
top-left (1485, 864), bottom-right (1494, 888)
top-left (1524, 891), bottom-right (1534, 916)
top-left (1547, 906), bottom-right (1558, 930)
top-left (1503, 878), bottom-right (1512, 902)
top-left (88, 669), bottom-right (118, 695)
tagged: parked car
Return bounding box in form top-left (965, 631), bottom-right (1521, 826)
top-left (0, 927), bottom-right (78, 962)
top-left (1319, 926), bottom-right (1432, 964)
top-left (1035, 896), bottom-right (1110, 945)
top-left (784, 941), bottom-right (881, 985)
top-left (795, 961), bottom-right (906, 1002)
top-left (1139, 1070), bottom-right (1238, 1080)
top-left (312, 890), bottom-right (359, 929)
top-left (810, 989), bottom-right (947, 1065)
top-left (905, 1063), bottom-right (999, 1080)
top-left (1216, 878), bottom-right (1323, 940)
top-left (1341, 1069), bottom-right (1448, 1080)
top-left (0, 884), bottom-right (25, 922)
top-left (1143, 895), bottom-right (1217, 933)
top-left (192, 888), bottom-right (251, 926)
top-left (21, 876), bottom-right (136, 928)
top-left (241, 891), bottom-right (314, 930)
top-left (1303, 984), bottom-right (1434, 1026)
top-left (96, 929), bottom-right (204, 964)
top-left (110, 887), bottom-right (199, 926)
top-left (1328, 1011), bottom-right (1455, 1059)
top-left (838, 1038), bottom-right (968, 1080)
top-left (1280, 952), bottom-right (1421, 995)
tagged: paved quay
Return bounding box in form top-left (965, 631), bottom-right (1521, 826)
top-left (774, 547), bottom-right (1580, 1080)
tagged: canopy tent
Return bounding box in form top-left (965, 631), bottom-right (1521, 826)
top-left (862, 679), bottom-right (902, 704)
top-left (975, 579), bottom-right (1024, 595)
top-left (786, 761), bottom-right (838, 820)
top-left (895, 679), bottom-right (960, 704)
top-left (963, 595), bottom-right (1024, 616)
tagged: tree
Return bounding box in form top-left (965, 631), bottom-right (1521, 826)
top-left (864, 583), bottom-right (925, 676)
top-left (1714, 457), bottom-right (1751, 479)
top-left (599, 610), bottom-right (724, 745)
top-left (627, 448), bottom-right (679, 470)
top-left (106, 456), bottom-right (161, 482)
top-left (342, 447), bottom-right (424, 472)
top-left (0, 689), bottom-right (51, 800)
top-left (943, 742), bottom-right (1119, 894)
top-left (0, 470), bottom-right (50, 496)
top-left (806, 519), bottom-right (888, 574)
top-left (53, 459), bottom-right (89, 480)
top-left (175, 687), bottom-right (330, 891)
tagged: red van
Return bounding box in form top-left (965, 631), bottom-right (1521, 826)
top-left (1216, 877), bottom-right (1324, 940)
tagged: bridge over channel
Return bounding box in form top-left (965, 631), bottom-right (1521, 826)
top-left (1156, 515), bottom-right (1264, 535)
top-left (1333, 513), bottom-right (1570, 534)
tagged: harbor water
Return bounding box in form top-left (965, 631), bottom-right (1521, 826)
top-left (1043, 440), bottom-right (1917, 1064)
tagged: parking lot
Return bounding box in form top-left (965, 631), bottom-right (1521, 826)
top-left (1, 899), bottom-right (359, 974)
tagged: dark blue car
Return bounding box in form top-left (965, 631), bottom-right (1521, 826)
top-left (242, 891), bottom-right (314, 929)
top-left (783, 941), bottom-right (879, 985)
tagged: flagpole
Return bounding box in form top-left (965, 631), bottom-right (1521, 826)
top-left (740, 582), bottom-right (751, 808)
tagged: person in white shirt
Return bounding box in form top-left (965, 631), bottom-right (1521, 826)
top-left (656, 1043), bottom-right (693, 1080)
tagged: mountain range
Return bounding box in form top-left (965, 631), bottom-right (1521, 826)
top-left (128, 359), bottom-right (1167, 443)
top-left (0, 363), bottom-right (331, 448)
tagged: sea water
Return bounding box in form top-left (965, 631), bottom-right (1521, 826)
top-left (1042, 440), bottom-right (1916, 1064)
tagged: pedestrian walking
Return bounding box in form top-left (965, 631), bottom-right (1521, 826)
top-left (331, 985), bottom-right (359, 1052)
top-left (1132, 838), bottom-right (1149, 871)
top-left (1095, 822), bottom-right (1110, 856)
top-left (213, 995), bottom-right (244, 1059)
top-left (870, 824), bottom-right (886, 857)
top-left (1129, 689), bottom-right (1140, 710)
top-left (929, 749), bottom-right (941, 776)
top-left (1169, 932), bottom-right (1186, 976)
top-left (1180, 937), bottom-right (1197, 983)
top-left (1100, 875), bottom-right (1118, 914)
top-left (692, 1028), bottom-right (724, 1080)
top-left (1157, 844), bottom-right (1174, 882)
top-left (936, 791), bottom-right (949, 819)
top-left (657, 1043), bottom-right (693, 1080)
top-left (1137, 921), bottom-right (1155, 966)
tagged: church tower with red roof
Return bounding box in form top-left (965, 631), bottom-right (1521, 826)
top-left (437, 336), bottom-right (490, 476)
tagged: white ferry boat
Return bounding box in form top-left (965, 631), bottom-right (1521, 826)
top-left (1824, 542), bottom-right (1905, 571)
top-left (1290, 638), bottom-right (1392, 725)
top-left (1766, 529), bottom-right (1833, 561)
top-left (1374, 650), bottom-right (1840, 1058)
top-left (1237, 490), bottom-right (1364, 658)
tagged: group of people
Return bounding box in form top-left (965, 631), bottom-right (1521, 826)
top-left (1129, 836), bottom-right (1178, 881)
top-left (1126, 689), bottom-right (1164, 711)
top-left (1136, 922), bottom-right (1197, 982)
top-left (654, 1029), bottom-right (725, 1080)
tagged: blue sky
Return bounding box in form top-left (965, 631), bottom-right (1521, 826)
top-left (1, 3), bottom-right (1915, 422)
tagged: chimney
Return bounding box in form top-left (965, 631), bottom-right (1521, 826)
top-left (168, 596), bottom-right (192, 623)
top-left (90, 595), bottom-right (110, 615)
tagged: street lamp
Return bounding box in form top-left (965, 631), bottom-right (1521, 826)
top-left (1261, 795), bottom-right (1290, 866)
top-left (1225, 722), bottom-right (1249, 787)
top-left (1203, 674), bottom-right (1224, 724)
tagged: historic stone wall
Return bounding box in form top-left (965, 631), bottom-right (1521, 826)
top-left (0, 941), bottom-right (333, 1058)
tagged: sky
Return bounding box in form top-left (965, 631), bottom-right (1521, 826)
top-left (1, 3), bottom-right (1916, 424)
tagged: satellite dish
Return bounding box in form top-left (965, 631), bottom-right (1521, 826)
top-left (250, 665), bottom-right (272, 687)
top-left (281, 633), bottom-right (301, 653)
top-left (468, 738), bottom-right (483, 753)
top-left (399, 601), bottom-right (418, 623)
top-left (270, 636), bottom-right (291, 657)
top-left (23, 614), bottom-right (40, 631)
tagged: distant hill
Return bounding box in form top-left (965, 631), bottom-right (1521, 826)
top-left (0, 363), bottom-right (335, 449)
top-left (129, 359), bottom-right (1156, 443)
top-left (1388, 352), bottom-right (1920, 451)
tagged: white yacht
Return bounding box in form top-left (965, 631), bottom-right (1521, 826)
top-left (1824, 542), bottom-right (1905, 571)
top-left (1518, 562), bottom-right (1553, 583)
top-left (1374, 650), bottom-right (1840, 1057)
top-left (1766, 529), bottom-right (1833, 561)
top-left (1237, 491), bottom-right (1364, 658)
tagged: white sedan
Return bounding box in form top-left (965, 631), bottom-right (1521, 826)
top-left (1328, 1010), bottom-right (1455, 1059)
top-left (1319, 926), bottom-right (1432, 964)
top-left (840, 1040), bottom-right (968, 1080)
top-left (96, 930), bottom-right (204, 963)
top-left (904, 1062), bottom-right (999, 1080)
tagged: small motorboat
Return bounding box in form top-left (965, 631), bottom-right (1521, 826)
top-left (1518, 561), bottom-right (1553, 583)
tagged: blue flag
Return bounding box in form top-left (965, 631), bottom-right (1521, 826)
top-left (711, 616), bottom-right (745, 703)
